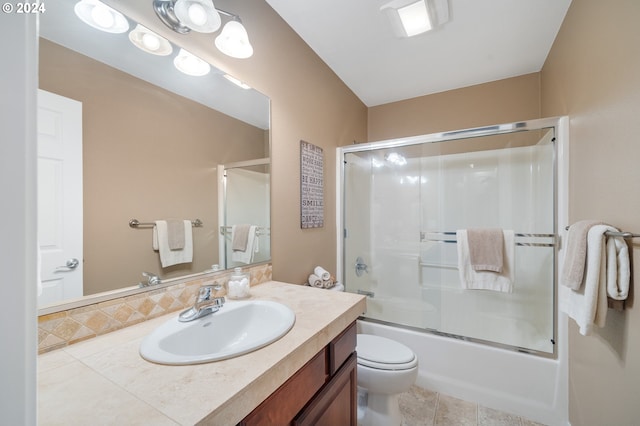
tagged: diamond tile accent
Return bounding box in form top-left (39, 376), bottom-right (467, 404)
top-left (38, 263), bottom-right (272, 353)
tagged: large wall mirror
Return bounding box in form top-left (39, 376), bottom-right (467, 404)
top-left (38, 0), bottom-right (271, 312)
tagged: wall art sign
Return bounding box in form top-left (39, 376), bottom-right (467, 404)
top-left (300, 140), bottom-right (324, 228)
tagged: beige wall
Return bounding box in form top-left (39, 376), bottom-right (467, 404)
top-left (368, 73), bottom-right (541, 140)
top-left (173, 0), bottom-right (370, 284)
top-left (40, 39), bottom-right (267, 294)
top-left (541, 0), bottom-right (640, 424)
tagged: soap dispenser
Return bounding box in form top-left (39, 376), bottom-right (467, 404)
top-left (227, 267), bottom-right (250, 299)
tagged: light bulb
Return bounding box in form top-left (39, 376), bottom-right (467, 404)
top-left (141, 33), bottom-right (160, 51)
top-left (91, 4), bottom-right (114, 29)
top-left (187, 3), bottom-right (207, 26)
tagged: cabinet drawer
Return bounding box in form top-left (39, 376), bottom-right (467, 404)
top-left (239, 348), bottom-right (329, 426)
top-left (329, 321), bottom-right (356, 375)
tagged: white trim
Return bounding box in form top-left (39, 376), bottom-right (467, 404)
top-left (0, 13), bottom-right (38, 425)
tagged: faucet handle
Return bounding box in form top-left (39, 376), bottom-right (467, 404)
top-left (197, 285), bottom-right (213, 302)
top-left (142, 271), bottom-right (161, 286)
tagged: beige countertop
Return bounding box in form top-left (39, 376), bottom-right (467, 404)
top-left (38, 281), bottom-right (366, 425)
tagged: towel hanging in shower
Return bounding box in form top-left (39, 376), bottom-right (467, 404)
top-left (456, 229), bottom-right (515, 292)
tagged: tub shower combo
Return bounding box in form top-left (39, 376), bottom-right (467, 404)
top-left (337, 117), bottom-right (569, 425)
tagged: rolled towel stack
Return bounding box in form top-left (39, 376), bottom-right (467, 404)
top-left (307, 266), bottom-right (337, 289)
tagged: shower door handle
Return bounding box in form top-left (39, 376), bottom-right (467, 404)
top-left (355, 257), bottom-right (369, 277)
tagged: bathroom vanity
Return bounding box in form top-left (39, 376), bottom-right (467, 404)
top-left (37, 281), bottom-right (365, 425)
top-left (240, 321), bottom-right (357, 425)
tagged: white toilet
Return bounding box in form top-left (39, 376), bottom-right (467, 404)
top-left (356, 334), bottom-right (418, 426)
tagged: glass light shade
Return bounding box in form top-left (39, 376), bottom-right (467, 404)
top-left (173, 48), bottom-right (211, 76)
top-left (214, 20), bottom-right (254, 59)
top-left (129, 24), bottom-right (173, 56)
top-left (174, 0), bottom-right (221, 33)
top-left (74, 0), bottom-right (129, 33)
top-left (397, 1), bottom-right (432, 36)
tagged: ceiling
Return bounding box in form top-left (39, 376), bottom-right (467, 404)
top-left (265, 0), bottom-right (572, 107)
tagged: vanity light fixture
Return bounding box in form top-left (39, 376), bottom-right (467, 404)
top-left (223, 74), bottom-right (251, 90)
top-left (173, 48), bottom-right (211, 76)
top-left (74, 0), bottom-right (130, 33)
top-left (129, 24), bottom-right (173, 56)
top-left (153, 0), bottom-right (254, 58)
top-left (214, 17), bottom-right (253, 59)
top-left (173, 0), bottom-right (221, 33)
top-left (381, 0), bottom-right (449, 38)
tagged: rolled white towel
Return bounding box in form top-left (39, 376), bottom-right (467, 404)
top-left (314, 266), bottom-right (330, 281)
top-left (329, 283), bottom-right (345, 292)
top-left (322, 279), bottom-right (334, 289)
top-left (307, 274), bottom-right (323, 287)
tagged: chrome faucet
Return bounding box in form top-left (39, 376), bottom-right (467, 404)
top-left (178, 284), bottom-right (225, 322)
top-left (139, 272), bottom-right (161, 287)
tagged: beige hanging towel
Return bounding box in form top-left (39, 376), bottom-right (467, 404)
top-left (467, 228), bottom-right (505, 272)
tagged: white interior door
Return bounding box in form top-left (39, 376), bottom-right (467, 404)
top-left (37, 89), bottom-right (83, 306)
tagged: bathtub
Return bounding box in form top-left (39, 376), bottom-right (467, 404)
top-left (357, 318), bottom-right (569, 426)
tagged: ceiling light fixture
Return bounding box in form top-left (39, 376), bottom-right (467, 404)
top-left (381, 0), bottom-right (449, 38)
top-left (153, 0), bottom-right (254, 58)
top-left (74, 0), bottom-right (130, 33)
top-left (173, 48), bottom-right (211, 76)
top-left (129, 24), bottom-right (173, 56)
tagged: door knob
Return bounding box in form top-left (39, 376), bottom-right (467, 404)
top-left (55, 258), bottom-right (80, 272)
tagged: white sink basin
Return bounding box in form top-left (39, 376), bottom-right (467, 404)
top-left (140, 300), bottom-right (296, 365)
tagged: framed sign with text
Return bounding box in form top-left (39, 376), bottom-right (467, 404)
top-left (300, 140), bottom-right (324, 228)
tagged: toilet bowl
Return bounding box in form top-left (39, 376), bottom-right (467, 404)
top-left (356, 334), bottom-right (418, 426)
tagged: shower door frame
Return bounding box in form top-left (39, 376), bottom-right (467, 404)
top-left (336, 116), bottom-right (569, 358)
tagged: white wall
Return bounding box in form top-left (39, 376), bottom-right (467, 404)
top-left (0, 13), bottom-right (38, 425)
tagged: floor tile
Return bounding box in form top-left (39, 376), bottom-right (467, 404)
top-left (478, 405), bottom-right (522, 426)
top-left (400, 385), bottom-right (438, 426)
top-left (434, 394), bottom-right (477, 426)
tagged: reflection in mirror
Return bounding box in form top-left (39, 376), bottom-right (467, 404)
top-left (37, 0), bottom-right (271, 310)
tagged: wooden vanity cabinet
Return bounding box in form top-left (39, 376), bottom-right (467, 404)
top-left (239, 322), bottom-right (357, 426)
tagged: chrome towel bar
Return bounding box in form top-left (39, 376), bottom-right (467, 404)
top-left (219, 225), bottom-right (270, 236)
top-left (129, 218), bottom-right (203, 228)
top-left (421, 231), bottom-right (557, 247)
top-left (564, 226), bottom-right (639, 239)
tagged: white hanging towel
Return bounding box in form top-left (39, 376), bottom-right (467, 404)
top-left (153, 220), bottom-right (193, 268)
top-left (456, 229), bottom-right (515, 292)
top-left (559, 224), bottom-right (622, 336)
top-left (606, 235), bottom-right (630, 300)
top-left (231, 225), bottom-right (257, 264)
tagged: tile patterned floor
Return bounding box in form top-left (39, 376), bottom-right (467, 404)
top-left (399, 386), bottom-right (547, 426)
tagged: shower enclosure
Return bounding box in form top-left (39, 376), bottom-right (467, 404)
top-left (339, 119), bottom-right (564, 356)
top-left (218, 158), bottom-right (271, 269)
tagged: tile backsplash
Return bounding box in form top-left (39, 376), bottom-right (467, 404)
top-left (38, 263), bottom-right (272, 353)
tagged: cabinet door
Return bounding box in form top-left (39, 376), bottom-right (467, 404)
top-left (294, 353), bottom-right (357, 426)
top-left (239, 349), bottom-right (328, 426)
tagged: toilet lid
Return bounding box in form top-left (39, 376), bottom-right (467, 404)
top-left (356, 334), bottom-right (417, 370)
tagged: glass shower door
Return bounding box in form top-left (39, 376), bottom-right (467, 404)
top-left (342, 125), bottom-right (558, 355)
top-left (343, 145), bottom-right (430, 330)
top-left (220, 160), bottom-right (270, 269)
